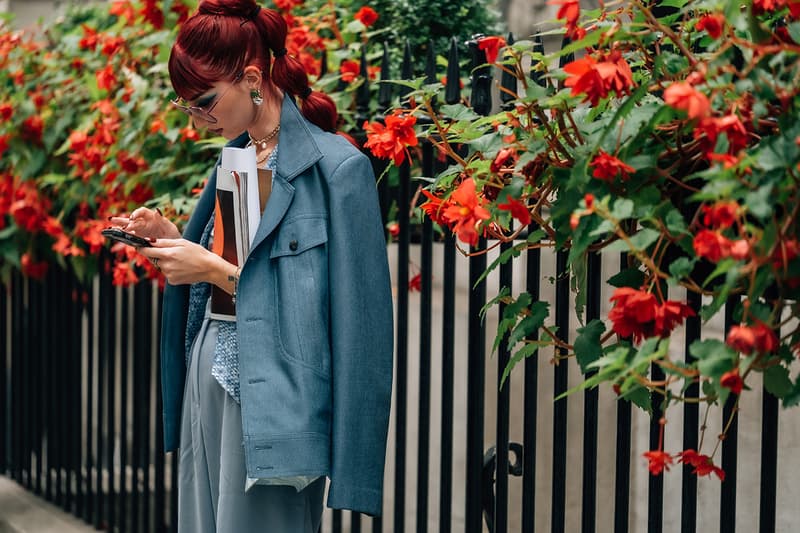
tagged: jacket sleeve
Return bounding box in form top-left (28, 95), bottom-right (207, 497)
top-left (325, 151), bottom-right (394, 517)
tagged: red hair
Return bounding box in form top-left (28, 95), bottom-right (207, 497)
top-left (168, 0), bottom-right (337, 132)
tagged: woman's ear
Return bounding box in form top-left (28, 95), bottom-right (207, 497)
top-left (243, 65), bottom-right (263, 90)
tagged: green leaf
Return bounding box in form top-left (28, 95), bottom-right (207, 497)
top-left (764, 365), bottom-right (793, 398)
top-left (574, 319), bottom-right (606, 373)
top-left (476, 242), bottom-right (524, 286)
top-left (500, 341), bottom-right (548, 388)
top-left (665, 209), bottom-right (689, 235)
top-left (508, 301), bottom-right (550, 348)
top-left (607, 268), bottom-right (646, 289)
top-left (606, 227), bottom-right (660, 253)
top-left (620, 385), bottom-right (651, 412)
top-left (610, 198), bottom-right (634, 220)
top-left (744, 185), bottom-right (773, 221)
top-left (440, 103), bottom-right (479, 122)
top-left (668, 257), bottom-right (695, 281)
top-left (691, 339), bottom-right (736, 378)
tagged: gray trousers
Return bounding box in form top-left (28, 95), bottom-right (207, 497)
top-left (179, 317), bottom-right (325, 533)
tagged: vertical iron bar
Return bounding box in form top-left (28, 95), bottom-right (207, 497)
top-left (465, 35), bottom-right (490, 533)
top-left (582, 251), bottom-right (601, 533)
top-left (10, 272), bottom-right (21, 483)
top-left (552, 251), bottom-right (570, 533)
top-left (108, 280), bottom-right (119, 531)
top-left (393, 40), bottom-right (413, 533)
top-left (681, 290), bottom-right (701, 533)
top-left (332, 509), bottom-right (342, 533)
top-left (351, 512), bottom-right (361, 533)
top-left (54, 269), bottom-right (64, 505)
top-left (120, 286), bottom-right (130, 533)
top-left (647, 281), bottom-right (667, 533)
top-left (85, 278), bottom-right (95, 524)
top-left (21, 275), bottom-right (31, 489)
top-left (0, 278), bottom-right (7, 475)
top-left (30, 277), bottom-right (42, 494)
top-left (414, 45), bottom-right (436, 533)
top-left (521, 228), bottom-right (540, 533)
top-left (465, 238), bottom-right (487, 533)
top-left (438, 37), bottom-right (459, 533)
top-left (720, 299), bottom-right (738, 533)
top-left (98, 261), bottom-right (112, 530)
top-left (759, 286), bottom-right (779, 533)
top-left (495, 240), bottom-right (513, 533)
top-left (155, 288), bottom-right (166, 533)
top-left (614, 255), bottom-right (632, 533)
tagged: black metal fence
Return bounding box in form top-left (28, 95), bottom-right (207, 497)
top-left (0, 36), bottom-right (791, 533)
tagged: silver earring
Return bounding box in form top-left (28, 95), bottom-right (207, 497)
top-left (251, 89), bottom-right (263, 106)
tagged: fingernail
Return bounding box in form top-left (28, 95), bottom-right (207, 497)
top-left (156, 208), bottom-right (163, 216)
top-left (148, 237), bottom-right (157, 243)
top-left (107, 216), bottom-right (113, 220)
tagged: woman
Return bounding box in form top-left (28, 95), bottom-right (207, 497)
top-left (111, 1), bottom-right (393, 531)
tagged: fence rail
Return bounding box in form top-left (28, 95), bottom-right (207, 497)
top-left (1, 34), bottom-right (793, 533)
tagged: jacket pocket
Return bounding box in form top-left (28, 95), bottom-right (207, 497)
top-left (270, 215), bottom-right (330, 377)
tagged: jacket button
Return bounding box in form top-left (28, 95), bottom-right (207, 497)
top-left (289, 240), bottom-right (299, 251)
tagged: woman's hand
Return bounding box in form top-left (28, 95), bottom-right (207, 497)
top-left (137, 238), bottom-right (237, 289)
top-left (109, 207), bottom-right (181, 240)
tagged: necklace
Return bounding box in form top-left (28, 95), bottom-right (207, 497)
top-left (255, 147), bottom-right (274, 167)
top-left (248, 124), bottom-right (280, 152)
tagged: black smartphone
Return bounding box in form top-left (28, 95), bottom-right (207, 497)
top-left (102, 228), bottom-right (152, 247)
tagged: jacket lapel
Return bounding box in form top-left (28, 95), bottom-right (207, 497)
top-left (249, 96), bottom-right (323, 251)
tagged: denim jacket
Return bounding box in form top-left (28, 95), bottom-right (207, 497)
top-left (159, 95), bottom-right (394, 517)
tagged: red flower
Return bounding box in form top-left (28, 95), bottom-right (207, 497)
top-left (387, 222), bottom-right (400, 238)
top-left (442, 178), bottom-right (491, 247)
top-left (0, 134), bottom-right (9, 158)
top-left (69, 130), bottom-right (89, 152)
top-left (112, 261), bottom-right (139, 287)
top-left (180, 126), bottom-right (200, 142)
top-left (497, 197), bottom-right (531, 226)
top-left (643, 450), bottom-right (673, 475)
top-left (171, 1), bottom-right (190, 23)
top-left (477, 35), bottom-right (506, 64)
top-left (771, 238), bottom-right (800, 271)
top-left (609, 287), bottom-right (694, 342)
top-left (52, 234), bottom-right (85, 257)
top-left (408, 273), bottom-right (422, 292)
top-left (728, 239), bottom-right (750, 261)
top-left (363, 111), bottom-right (418, 166)
top-left (663, 82), bottom-right (711, 119)
top-left (720, 368), bottom-right (744, 395)
top-left (95, 65), bottom-right (118, 92)
top-left (354, 6), bottom-right (379, 27)
top-left (273, 0), bottom-right (304, 12)
top-left (693, 229), bottom-right (732, 262)
top-left (549, 0), bottom-right (582, 40)
top-left (21, 115), bottom-right (44, 143)
top-left (589, 150), bottom-right (635, 182)
top-left (0, 103), bottom-right (12, 122)
top-left (695, 115), bottom-right (749, 154)
top-left (109, 0), bottom-right (136, 22)
top-left (701, 202), bottom-right (738, 229)
top-left (79, 25), bottom-right (99, 50)
top-left (564, 52), bottom-right (634, 106)
top-left (420, 190), bottom-right (450, 226)
top-left (101, 36), bottom-right (126, 57)
top-left (726, 324), bottom-right (779, 354)
top-left (21, 252), bottom-right (48, 280)
top-left (339, 60), bottom-right (360, 83)
top-left (141, 0), bottom-right (164, 29)
top-left (76, 220), bottom-right (107, 255)
top-left (490, 147), bottom-right (518, 174)
top-left (150, 118), bottom-right (167, 134)
top-left (695, 14), bottom-right (725, 39)
top-left (117, 152), bottom-right (147, 174)
top-left (653, 300), bottom-right (695, 337)
top-left (677, 449), bottom-right (725, 481)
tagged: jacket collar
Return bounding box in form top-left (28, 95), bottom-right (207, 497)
top-left (185, 94), bottom-right (321, 242)
top-left (223, 94), bottom-right (322, 181)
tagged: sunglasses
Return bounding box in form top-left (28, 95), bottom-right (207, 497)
top-left (170, 72), bottom-right (244, 124)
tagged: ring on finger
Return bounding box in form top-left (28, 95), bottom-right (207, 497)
top-left (152, 257), bottom-right (160, 269)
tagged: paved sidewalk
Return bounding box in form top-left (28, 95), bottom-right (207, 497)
top-left (0, 476), bottom-right (96, 533)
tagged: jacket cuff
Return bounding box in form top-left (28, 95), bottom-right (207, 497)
top-left (326, 481), bottom-right (383, 517)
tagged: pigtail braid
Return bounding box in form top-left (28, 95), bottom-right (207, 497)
top-left (260, 8), bottom-right (338, 132)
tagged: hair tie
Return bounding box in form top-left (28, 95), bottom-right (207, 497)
top-left (300, 86), bottom-right (313, 99)
top-left (273, 48), bottom-right (288, 58)
top-left (247, 5), bottom-right (261, 19)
